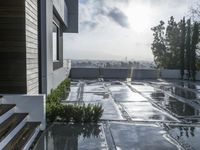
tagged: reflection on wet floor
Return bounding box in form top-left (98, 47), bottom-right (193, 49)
top-left (108, 85), bottom-right (131, 93)
top-left (83, 93), bottom-right (110, 102)
top-left (34, 123), bottom-right (107, 150)
top-left (160, 97), bottom-right (196, 117)
top-left (121, 102), bottom-right (175, 122)
top-left (143, 91), bottom-right (198, 118)
top-left (109, 123), bottom-right (179, 150)
top-left (154, 83), bottom-right (200, 100)
top-left (167, 86), bottom-right (198, 100)
top-left (52, 80), bottom-right (200, 150)
top-left (166, 125), bottom-right (200, 150)
top-left (130, 84), bottom-right (156, 92)
top-left (84, 85), bottom-right (107, 93)
top-left (175, 81), bottom-right (200, 90)
top-left (66, 81), bottom-right (124, 121)
top-left (112, 92), bottom-right (147, 102)
top-left (83, 100), bottom-right (124, 121)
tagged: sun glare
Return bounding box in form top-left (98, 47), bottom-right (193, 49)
top-left (126, 2), bottom-right (152, 32)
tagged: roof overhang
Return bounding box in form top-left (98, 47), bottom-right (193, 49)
top-left (64, 0), bottom-right (78, 33)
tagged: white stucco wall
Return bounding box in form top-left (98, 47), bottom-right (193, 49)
top-left (160, 69), bottom-right (181, 79)
top-left (1, 94), bottom-right (46, 130)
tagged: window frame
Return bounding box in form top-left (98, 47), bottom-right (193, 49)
top-left (52, 21), bottom-right (60, 62)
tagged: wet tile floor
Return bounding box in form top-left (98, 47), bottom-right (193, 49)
top-left (35, 80), bottom-right (200, 150)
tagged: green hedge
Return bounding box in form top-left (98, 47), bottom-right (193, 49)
top-left (47, 103), bottom-right (103, 123)
top-left (46, 79), bottom-right (103, 123)
top-left (46, 79), bottom-right (70, 104)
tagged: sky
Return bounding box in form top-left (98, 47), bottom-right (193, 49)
top-left (63, 0), bottom-right (197, 61)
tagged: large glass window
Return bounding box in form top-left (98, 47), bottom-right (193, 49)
top-left (53, 22), bottom-right (59, 61)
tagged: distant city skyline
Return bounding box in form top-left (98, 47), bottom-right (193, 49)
top-left (63, 0), bottom-right (197, 61)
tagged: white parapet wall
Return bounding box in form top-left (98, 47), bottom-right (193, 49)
top-left (1, 94), bottom-right (46, 130)
top-left (70, 68), bottom-right (158, 80)
top-left (69, 68), bottom-right (200, 81)
top-left (160, 69), bottom-right (181, 79)
top-left (132, 69), bottom-right (158, 79)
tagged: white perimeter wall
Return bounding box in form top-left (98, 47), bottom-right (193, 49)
top-left (1, 94), bottom-right (46, 130)
top-left (70, 68), bottom-right (200, 80)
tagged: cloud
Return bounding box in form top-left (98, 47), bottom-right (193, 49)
top-left (80, 21), bottom-right (98, 30)
top-left (79, 0), bottom-right (130, 31)
top-left (108, 7), bottom-right (129, 28)
top-left (64, 0), bottom-right (196, 61)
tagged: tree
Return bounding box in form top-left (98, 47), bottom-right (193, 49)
top-left (151, 21), bottom-right (167, 68)
top-left (165, 16), bottom-right (181, 69)
top-left (190, 2), bottom-right (200, 21)
top-left (191, 22), bottom-right (199, 80)
top-left (185, 19), bottom-right (191, 80)
top-left (180, 17), bottom-right (186, 79)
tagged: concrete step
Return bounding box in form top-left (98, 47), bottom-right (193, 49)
top-left (3, 122), bottom-right (41, 150)
top-left (0, 113), bottom-right (28, 148)
top-left (0, 104), bottom-right (15, 124)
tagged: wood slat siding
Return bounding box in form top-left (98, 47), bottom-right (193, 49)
top-left (0, 0), bottom-right (39, 94)
top-left (0, 1), bottom-right (26, 94)
top-left (26, 0), bottom-right (39, 94)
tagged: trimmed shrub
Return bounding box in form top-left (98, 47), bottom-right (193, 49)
top-left (58, 105), bottom-right (73, 122)
top-left (92, 104), bottom-right (104, 123)
top-left (46, 102), bottom-right (62, 122)
top-left (46, 78), bottom-right (104, 123)
top-left (83, 104), bottom-right (93, 123)
top-left (72, 105), bottom-right (84, 123)
top-left (46, 79), bottom-right (70, 122)
top-left (47, 103), bottom-right (104, 123)
top-left (47, 79), bottom-right (70, 104)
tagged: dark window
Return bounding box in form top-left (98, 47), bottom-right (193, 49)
top-left (53, 22), bottom-right (59, 61)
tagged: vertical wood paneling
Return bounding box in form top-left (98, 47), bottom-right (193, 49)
top-left (0, 0), bottom-right (39, 94)
top-left (25, 0), bottom-right (39, 94)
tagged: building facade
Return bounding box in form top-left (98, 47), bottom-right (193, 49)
top-left (0, 1), bottom-right (78, 148)
top-left (0, 0), bottom-right (78, 95)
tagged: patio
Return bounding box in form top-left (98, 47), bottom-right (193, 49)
top-left (34, 80), bottom-right (200, 150)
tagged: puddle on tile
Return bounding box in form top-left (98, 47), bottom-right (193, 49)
top-left (131, 85), bottom-right (156, 92)
top-left (84, 85), bottom-right (107, 93)
top-left (112, 92), bottom-right (147, 102)
top-left (175, 81), bottom-right (200, 90)
top-left (108, 85), bottom-right (131, 93)
top-left (83, 93), bottom-right (110, 102)
top-left (84, 101), bottom-right (124, 121)
top-left (109, 123), bottom-right (180, 150)
top-left (34, 123), bottom-right (107, 150)
top-left (121, 102), bottom-right (175, 122)
top-left (169, 87), bottom-right (198, 100)
top-left (144, 90), bottom-right (198, 118)
top-left (166, 124), bottom-right (200, 150)
top-left (157, 84), bottom-right (199, 100)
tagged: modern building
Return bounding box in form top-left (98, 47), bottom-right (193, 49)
top-left (0, 0), bottom-right (78, 149)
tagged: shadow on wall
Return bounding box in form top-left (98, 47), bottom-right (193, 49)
top-left (70, 68), bottom-right (160, 80)
top-left (70, 68), bottom-right (200, 80)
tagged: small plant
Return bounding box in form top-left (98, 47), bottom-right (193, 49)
top-left (47, 79), bottom-right (71, 104)
top-left (92, 104), bottom-right (104, 123)
top-left (58, 105), bottom-right (73, 122)
top-left (72, 105), bottom-right (84, 123)
top-left (46, 102), bottom-right (61, 122)
top-left (47, 103), bottom-right (104, 123)
top-left (46, 79), bottom-right (71, 122)
top-left (83, 104), bottom-right (93, 123)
